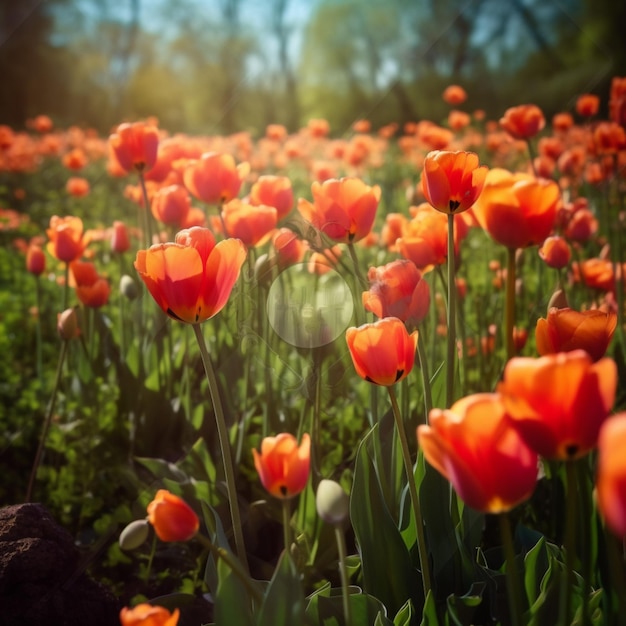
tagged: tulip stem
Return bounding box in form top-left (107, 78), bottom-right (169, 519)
top-left (335, 525), bottom-right (353, 626)
top-left (387, 384), bottom-right (431, 598)
top-left (192, 323), bottom-right (249, 575)
top-left (560, 460), bottom-right (577, 626)
top-left (416, 328), bottom-right (432, 420)
top-left (505, 247), bottom-right (517, 361)
top-left (282, 498), bottom-right (292, 555)
top-left (26, 338), bottom-right (68, 502)
top-left (195, 533), bottom-right (263, 604)
top-left (499, 513), bottom-right (524, 626)
top-left (34, 276), bottom-right (43, 386)
top-left (138, 171), bottom-right (153, 246)
top-left (446, 214), bottom-right (456, 408)
top-left (605, 530), bottom-right (626, 625)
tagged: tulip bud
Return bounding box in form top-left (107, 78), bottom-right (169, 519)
top-left (119, 519), bottom-right (150, 551)
top-left (316, 479), bottom-right (350, 526)
top-left (547, 288), bottom-right (569, 311)
top-left (120, 274), bottom-right (139, 300)
top-left (57, 308), bottom-right (79, 340)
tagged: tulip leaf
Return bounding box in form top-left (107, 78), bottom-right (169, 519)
top-left (445, 581), bottom-right (486, 625)
top-left (256, 550), bottom-right (305, 626)
top-left (419, 591), bottom-right (440, 626)
top-left (351, 422), bottom-right (422, 617)
top-left (214, 552), bottom-right (254, 626)
top-left (201, 502), bottom-right (235, 598)
top-left (393, 599), bottom-right (414, 625)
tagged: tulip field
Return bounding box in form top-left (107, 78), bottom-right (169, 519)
top-left (2, 81), bottom-right (626, 626)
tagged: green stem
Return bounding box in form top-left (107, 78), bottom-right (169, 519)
top-left (505, 247), bottom-right (517, 361)
top-left (387, 385), bottom-right (432, 597)
top-left (62, 262), bottom-right (70, 312)
top-left (605, 531), bottom-right (626, 626)
top-left (144, 531), bottom-right (157, 583)
top-left (347, 241), bottom-right (367, 289)
top-left (335, 525), bottom-right (353, 626)
top-left (282, 498), bottom-right (292, 555)
top-left (192, 323), bottom-right (249, 575)
top-left (26, 339), bottom-right (69, 502)
top-left (34, 276), bottom-right (43, 386)
top-left (446, 214), bottom-right (456, 408)
top-left (526, 139), bottom-right (538, 178)
top-left (499, 513), bottom-right (524, 626)
top-left (195, 533), bottom-right (263, 604)
top-left (560, 460), bottom-right (577, 625)
top-left (416, 328), bottom-right (432, 419)
top-left (138, 171), bottom-right (153, 246)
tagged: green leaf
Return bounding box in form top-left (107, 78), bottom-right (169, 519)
top-left (256, 551), bottom-right (305, 626)
top-left (135, 456), bottom-right (189, 482)
top-left (524, 536), bottom-right (549, 607)
top-left (351, 423), bottom-right (421, 617)
top-left (393, 599), bottom-right (414, 626)
top-left (214, 552), bottom-right (254, 626)
top-left (445, 582), bottom-right (486, 626)
top-left (419, 591), bottom-right (440, 626)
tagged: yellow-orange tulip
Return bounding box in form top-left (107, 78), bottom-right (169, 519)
top-left (120, 603), bottom-right (179, 626)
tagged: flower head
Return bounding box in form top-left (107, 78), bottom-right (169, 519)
top-left (183, 152), bottom-right (249, 205)
top-left (419, 394), bottom-right (538, 513)
top-left (46, 215), bottom-right (88, 263)
top-left (420, 150), bottom-right (488, 215)
top-left (297, 177), bottom-right (381, 244)
top-left (535, 307), bottom-right (617, 362)
top-left (346, 317), bottom-right (417, 386)
top-left (253, 433), bottom-right (311, 499)
top-left (119, 603), bottom-right (179, 626)
top-left (134, 227), bottom-right (246, 324)
top-left (498, 351), bottom-right (617, 460)
top-left (147, 489), bottom-right (199, 542)
top-left (109, 121), bottom-right (159, 174)
top-left (499, 104), bottom-right (545, 140)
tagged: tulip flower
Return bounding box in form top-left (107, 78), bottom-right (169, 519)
top-left (109, 121), bottom-right (159, 174)
top-left (596, 414), bottom-right (626, 537)
top-left (46, 215), bottom-right (88, 263)
top-left (26, 244), bottom-right (46, 276)
top-left (498, 351), bottom-right (617, 460)
top-left (576, 94), bottom-right (600, 117)
top-left (297, 177), bottom-right (381, 244)
top-left (536, 307), bottom-right (617, 362)
top-left (252, 433), bottom-right (311, 499)
top-left (420, 150), bottom-right (488, 215)
top-left (119, 603), bottom-right (180, 626)
top-left (345, 317), bottom-right (418, 386)
top-left (472, 169), bottom-right (560, 250)
top-left (249, 175), bottom-right (294, 221)
top-left (65, 177), bottom-right (90, 197)
top-left (538, 236), bottom-right (571, 269)
top-left (183, 152), bottom-right (249, 205)
top-left (499, 104), bottom-right (545, 140)
top-left (110, 220), bottom-right (131, 254)
top-left (134, 227), bottom-right (246, 324)
top-left (150, 184), bottom-right (191, 228)
top-left (362, 259), bottom-right (430, 326)
top-left (147, 489), bottom-right (199, 542)
top-left (442, 84), bottom-right (467, 105)
top-left (418, 394), bottom-right (538, 513)
top-left (221, 198), bottom-right (277, 247)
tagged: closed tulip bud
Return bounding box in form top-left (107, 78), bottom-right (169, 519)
top-left (147, 490), bottom-right (199, 542)
top-left (316, 479), bottom-right (350, 526)
top-left (119, 519), bottom-right (150, 551)
top-left (547, 288), bottom-right (569, 311)
top-left (57, 308), bottom-right (79, 340)
top-left (120, 274), bottom-right (139, 300)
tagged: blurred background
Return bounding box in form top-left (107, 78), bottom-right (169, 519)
top-left (1, 0), bottom-right (624, 135)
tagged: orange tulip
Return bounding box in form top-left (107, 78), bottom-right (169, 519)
top-left (418, 394), bottom-right (538, 513)
top-left (576, 94), bottom-right (600, 117)
top-left (272, 228), bottom-right (306, 269)
top-left (109, 121), bottom-right (159, 174)
top-left (70, 260), bottom-right (111, 308)
top-left (183, 152), bottom-right (249, 205)
top-left (596, 414), bottom-right (626, 537)
top-left (552, 112), bottom-right (574, 132)
top-left (248, 175), bottom-right (294, 221)
top-left (535, 307), bottom-right (617, 362)
top-left (297, 177), bottom-right (381, 244)
top-left (147, 489), bottom-right (199, 542)
top-left (362, 259), bottom-right (430, 326)
top-left (110, 220), bottom-right (131, 254)
top-left (62, 148), bottom-right (88, 171)
top-left (498, 351), bottom-right (617, 460)
top-left (421, 150), bottom-right (488, 215)
top-left (345, 317), bottom-right (418, 386)
top-left (499, 104), bottom-right (545, 139)
top-left (472, 169), bottom-right (559, 249)
top-left (538, 236), bottom-right (571, 269)
top-left (609, 76), bottom-right (626, 126)
top-left (32, 114), bottom-right (53, 133)
top-left (252, 433), bottom-right (311, 499)
top-left (66, 176), bottom-right (90, 197)
top-left (442, 85), bottom-right (467, 105)
top-left (150, 184), bottom-right (191, 228)
top-left (120, 603), bottom-right (180, 626)
top-left (26, 244), bottom-right (46, 276)
top-left (134, 227), bottom-right (246, 323)
top-left (46, 215), bottom-right (88, 263)
top-left (221, 198), bottom-right (277, 247)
